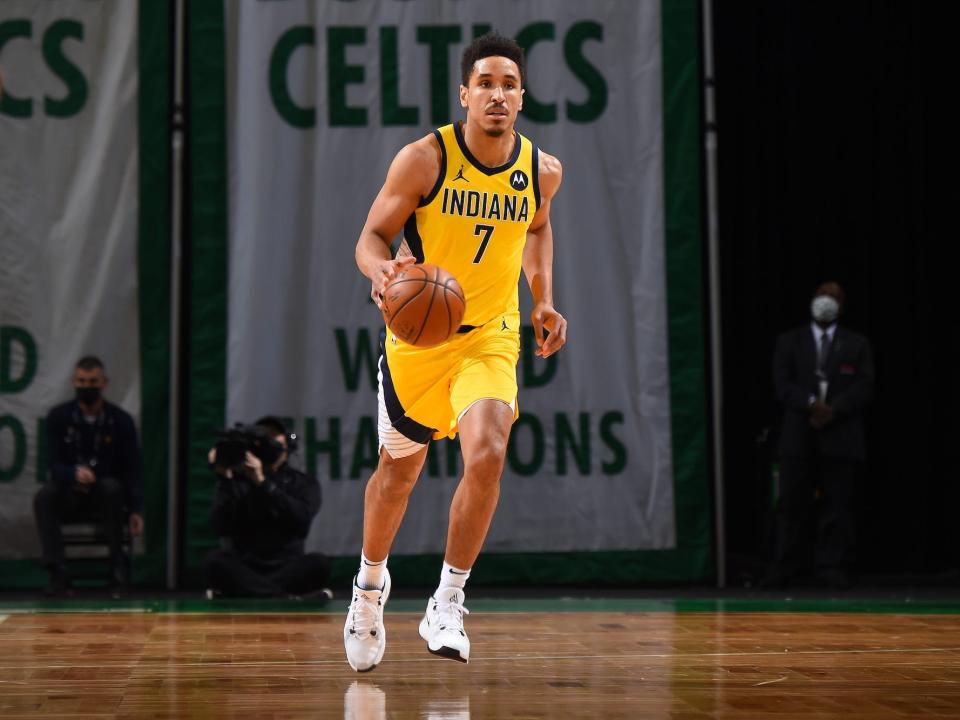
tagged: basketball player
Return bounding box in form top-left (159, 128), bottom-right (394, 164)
top-left (344, 33), bottom-right (566, 672)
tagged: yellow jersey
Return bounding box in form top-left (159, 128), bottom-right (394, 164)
top-left (403, 122), bottom-right (541, 328)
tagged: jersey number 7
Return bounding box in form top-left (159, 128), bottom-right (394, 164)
top-left (473, 224), bottom-right (494, 264)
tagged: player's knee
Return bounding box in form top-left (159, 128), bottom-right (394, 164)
top-left (372, 462), bottom-right (420, 501)
top-left (464, 443), bottom-right (507, 482)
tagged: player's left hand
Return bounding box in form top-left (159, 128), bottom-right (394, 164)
top-left (531, 303), bottom-right (567, 358)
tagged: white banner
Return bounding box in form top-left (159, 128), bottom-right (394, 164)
top-left (0, 1), bottom-right (140, 558)
top-left (225, 0), bottom-right (674, 555)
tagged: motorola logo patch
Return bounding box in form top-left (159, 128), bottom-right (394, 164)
top-left (510, 170), bottom-right (528, 190)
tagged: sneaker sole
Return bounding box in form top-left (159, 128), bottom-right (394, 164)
top-left (353, 661), bottom-right (381, 674)
top-left (427, 645), bottom-right (469, 663)
top-left (418, 617), bottom-right (469, 663)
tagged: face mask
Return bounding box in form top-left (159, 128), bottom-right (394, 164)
top-left (258, 441), bottom-right (284, 469)
top-left (810, 295), bottom-right (839, 324)
top-left (76, 387), bottom-right (102, 406)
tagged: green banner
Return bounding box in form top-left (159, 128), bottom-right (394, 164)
top-left (183, 0), bottom-right (708, 586)
top-left (0, 0), bottom-right (170, 587)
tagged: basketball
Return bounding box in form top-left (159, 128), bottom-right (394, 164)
top-left (381, 263), bottom-right (466, 347)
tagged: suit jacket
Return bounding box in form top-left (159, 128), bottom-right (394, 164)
top-left (773, 325), bottom-right (874, 461)
top-left (46, 400), bottom-right (143, 512)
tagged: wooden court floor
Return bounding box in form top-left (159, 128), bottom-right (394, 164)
top-left (2, 598), bottom-right (960, 719)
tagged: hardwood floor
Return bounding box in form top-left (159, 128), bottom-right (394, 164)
top-left (1, 608), bottom-right (960, 718)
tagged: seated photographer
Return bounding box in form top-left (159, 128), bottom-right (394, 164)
top-left (204, 416), bottom-right (332, 600)
top-left (34, 355), bottom-right (143, 596)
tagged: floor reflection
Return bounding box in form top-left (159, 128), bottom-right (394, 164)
top-left (420, 694), bottom-right (471, 720)
top-left (344, 680), bottom-right (470, 720)
top-left (343, 681), bottom-right (385, 719)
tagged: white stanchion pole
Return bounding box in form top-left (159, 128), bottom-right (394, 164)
top-left (166, 0), bottom-right (186, 590)
top-left (701, 0), bottom-right (726, 588)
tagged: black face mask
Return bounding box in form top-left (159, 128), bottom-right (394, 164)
top-left (258, 439), bottom-right (285, 469)
top-left (76, 387), bottom-right (102, 406)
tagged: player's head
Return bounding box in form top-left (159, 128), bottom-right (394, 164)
top-left (459, 32), bottom-right (525, 137)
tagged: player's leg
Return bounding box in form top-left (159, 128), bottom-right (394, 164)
top-left (419, 398), bottom-right (513, 663)
top-left (443, 324), bottom-right (520, 570)
top-left (419, 325), bottom-right (519, 662)
top-left (359, 333), bottom-right (448, 587)
top-left (346, 447), bottom-right (429, 672)
top-left (345, 342), bottom-right (437, 673)
top-left (446, 399), bottom-right (514, 569)
top-left (360, 445), bottom-right (428, 584)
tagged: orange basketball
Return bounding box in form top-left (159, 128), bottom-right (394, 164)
top-left (381, 264), bottom-right (466, 348)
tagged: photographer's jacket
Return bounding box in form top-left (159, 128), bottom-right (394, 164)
top-left (211, 465), bottom-right (321, 558)
top-left (46, 400), bottom-right (143, 511)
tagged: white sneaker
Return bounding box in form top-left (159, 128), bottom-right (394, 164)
top-left (344, 570), bottom-right (391, 672)
top-left (418, 586), bottom-right (470, 663)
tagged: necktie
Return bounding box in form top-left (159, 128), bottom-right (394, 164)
top-left (817, 331), bottom-right (831, 375)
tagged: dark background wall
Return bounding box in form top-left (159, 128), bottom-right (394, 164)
top-left (712, 2), bottom-right (958, 582)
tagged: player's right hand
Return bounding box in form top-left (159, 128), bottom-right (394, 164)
top-left (371, 256), bottom-right (417, 308)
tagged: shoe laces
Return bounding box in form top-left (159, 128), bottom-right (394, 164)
top-left (349, 587), bottom-right (383, 638)
top-left (434, 595), bottom-right (469, 632)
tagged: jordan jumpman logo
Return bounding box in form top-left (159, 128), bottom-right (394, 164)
top-left (453, 164), bottom-right (469, 182)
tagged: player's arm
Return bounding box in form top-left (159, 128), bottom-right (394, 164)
top-left (356, 136), bottom-right (440, 307)
top-left (522, 151), bottom-right (566, 358)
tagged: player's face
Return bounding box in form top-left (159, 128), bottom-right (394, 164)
top-left (460, 56), bottom-right (524, 137)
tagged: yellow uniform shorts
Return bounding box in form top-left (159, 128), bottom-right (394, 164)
top-left (379, 311), bottom-right (521, 446)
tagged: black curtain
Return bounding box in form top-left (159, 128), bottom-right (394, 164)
top-left (712, 2), bottom-right (958, 580)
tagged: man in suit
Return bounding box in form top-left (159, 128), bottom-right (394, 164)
top-left (35, 356), bottom-right (143, 596)
top-left (768, 282), bottom-right (874, 588)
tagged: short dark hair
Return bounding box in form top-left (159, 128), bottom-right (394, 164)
top-left (75, 355), bottom-right (104, 371)
top-left (255, 415), bottom-right (297, 453)
top-left (255, 415), bottom-right (288, 438)
top-left (460, 32), bottom-right (525, 87)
